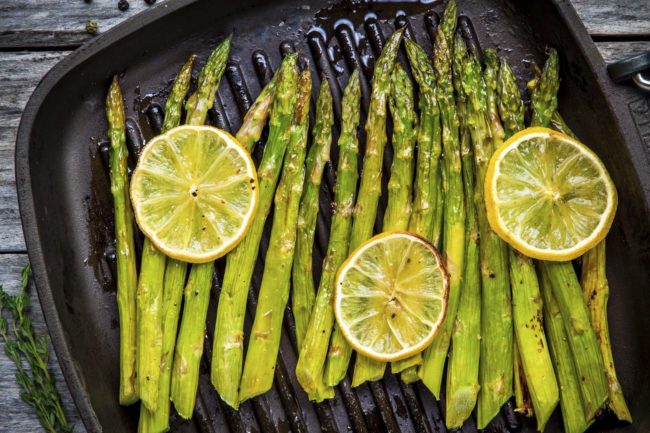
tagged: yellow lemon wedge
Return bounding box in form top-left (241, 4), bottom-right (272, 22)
top-left (130, 125), bottom-right (258, 263)
top-left (334, 231), bottom-right (449, 362)
top-left (485, 127), bottom-right (617, 261)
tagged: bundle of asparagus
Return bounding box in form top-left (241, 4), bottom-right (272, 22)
top-left (105, 2), bottom-right (632, 431)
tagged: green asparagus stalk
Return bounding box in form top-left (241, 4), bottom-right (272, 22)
top-left (139, 262), bottom-right (188, 432)
top-left (400, 39), bottom-right (443, 383)
top-left (382, 63), bottom-right (416, 232)
top-left (236, 72), bottom-right (280, 153)
top-left (432, 4), bottom-right (457, 250)
top-left (469, 48), bottom-right (513, 428)
top-left (138, 54), bottom-right (195, 433)
top-left (498, 56), bottom-right (559, 431)
top-left (444, 33), bottom-right (481, 428)
top-left (351, 29), bottom-right (407, 387)
top-left (184, 35), bottom-right (231, 125)
top-left (418, 25), bottom-right (465, 399)
top-left (581, 241), bottom-right (632, 423)
top-left (440, 0), bottom-right (457, 42)
top-left (210, 54), bottom-right (299, 409)
top-left (528, 49), bottom-right (559, 129)
top-left (513, 340), bottom-right (533, 417)
top-left (325, 28), bottom-right (404, 387)
top-left (239, 69), bottom-right (311, 402)
top-left (136, 239), bottom-right (166, 412)
top-left (509, 252), bottom-right (558, 430)
top-left (381, 64), bottom-right (418, 376)
top-left (550, 113), bottom-right (631, 422)
top-left (538, 265), bottom-right (592, 433)
top-left (539, 261), bottom-right (608, 422)
top-left (107, 76), bottom-right (139, 406)
top-left (431, 169), bottom-right (444, 249)
top-left (295, 71), bottom-right (361, 398)
top-left (531, 48), bottom-right (608, 423)
top-left (404, 39), bottom-right (439, 243)
top-left (292, 79), bottom-right (334, 349)
top-left (169, 36), bottom-right (232, 419)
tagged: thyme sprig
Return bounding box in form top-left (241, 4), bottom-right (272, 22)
top-left (0, 264), bottom-right (72, 433)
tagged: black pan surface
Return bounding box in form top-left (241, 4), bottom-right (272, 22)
top-left (15, 0), bottom-right (650, 432)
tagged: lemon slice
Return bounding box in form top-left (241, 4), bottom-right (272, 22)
top-left (485, 127), bottom-right (617, 261)
top-left (334, 231), bottom-right (449, 362)
top-left (130, 125), bottom-right (258, 263)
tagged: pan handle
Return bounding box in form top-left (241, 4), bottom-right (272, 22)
top-left (607, 51), bottom-right (650, 92)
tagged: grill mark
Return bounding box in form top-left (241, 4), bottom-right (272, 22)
top-left (382, 374), bottom-right (416, 433)
top-left (399, 381), bottom-right (432, 433)
top-left (415, 382), bottom-right (447, 433)
top-left (458, 15), bottom-right (483, 64)
top-left (147, 103), bottom-right (164, 135)
top-left (424, 11), bottom-right (440, 46)
top-left (226, 62), bottom-right (254, 117)
top-left (335, 22), bottom-right (372, 109)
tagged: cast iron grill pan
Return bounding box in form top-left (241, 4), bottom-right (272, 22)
top-left (15, 0), bottom-right (650, 432)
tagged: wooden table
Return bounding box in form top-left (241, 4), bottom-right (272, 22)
top-left (0, 1), bottom-right (648, 431)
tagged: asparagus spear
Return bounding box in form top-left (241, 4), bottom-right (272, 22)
top-left (106, 76), bottom-right (139, 406)
top-left (404, 39), bottom-right (438, 242)
top-left (136, 239), bottom-right (166, 412)
top-left (236, 71), bottom-right (280, 153)
top-left (325, 28), bottom-right (405, 387)
top-left (513, 340), bottom-right (533, 417)
top-left (540, 260), bottom-right (608, 421)
top-left (295, 71), bottom-right (361, 398)
top-left (400, 39), bottom-right (443, 383)
top-left (444, 33), bottom-right (481, 428)
top-left (581, 241), bottom-right (632, 422)
top-left (428, 2), bottom-right (456, 252)
top-left (138, 54), bottom-right (195, 433)
top-left (382, 63), bottom-right (416, 232)
top-left (168, 36), bottom-right (232, 419)
top-left (184, 35), bottom-right (231, 125)
top-left (539, 265), bottom-right (592, 433)
top-left (292, 78), bottom-right (334, 349)
top-left (466, 48), bottom-right (513, 429)
top-left (419, 25), bottom-right (465, 399)
top-left (239, 69), bottom-right (311, 402)
top-left (381, 64), bottom-right (418, 376)
top-left (136, 54), bottom-right (197, 414)
top-left (498, 56), bottom-right (559, 431)
top-left (531, 48), bottom-right (608, 422)
top-left (550, 112), bottom-right (631, 422)
top-left (211, 54), bottom-right (299, 409)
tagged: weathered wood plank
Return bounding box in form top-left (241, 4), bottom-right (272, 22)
top-left (0, 0), bottom-right (649, 48)
top-left (595, 41), bottom-right (650, 64)
top-left (0, 50), bottom-right (69, 253)
top-left (572, 0), bottom-right (650, 37)
top-left (0, 0), bottom-right (150, 48)
top-left (0, 254), bottom-right (86, 432)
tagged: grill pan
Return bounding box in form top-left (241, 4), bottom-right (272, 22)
top-left (15, 0), bottom-right (650, 432)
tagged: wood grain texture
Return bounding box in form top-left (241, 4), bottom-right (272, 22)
top-left (572, 0), bottom-right (650, 37)
top-left (595, 41), bottom-right (650, 63)
top-left (0, 1), bottom-right (648, 432)
top-left (0, 51), bottom-right (69, 253)
top-left (0, 254), bottom-right (86, 432)
top-left (0, 0), bottom-right (150, 48)
top-left (0, 0), bottom-right (649, 49)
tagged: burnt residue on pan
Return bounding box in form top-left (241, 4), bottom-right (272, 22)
top-left (19, 1), bottom-right (648, 432)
